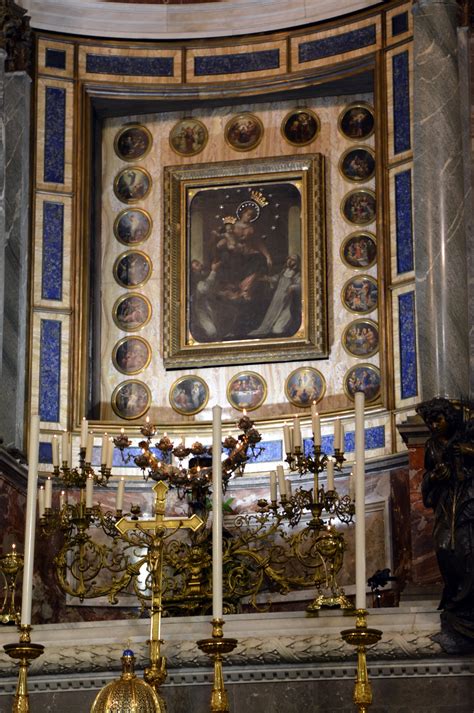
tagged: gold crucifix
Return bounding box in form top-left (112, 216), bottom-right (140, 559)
top-left (115, 480), bottom-right (204, 696)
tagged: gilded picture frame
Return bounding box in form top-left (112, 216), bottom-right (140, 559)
top-left (163, 155), bottom-right (327, 369)
top-left (226, 371), bottom-right (267, 411)
top-left (169, 375), bottom-right (209, 416)
top-left (114, 123), bottom-right (153, 162)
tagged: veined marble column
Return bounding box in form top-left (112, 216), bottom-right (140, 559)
top-left (413, 0), bottom-right (470, 400)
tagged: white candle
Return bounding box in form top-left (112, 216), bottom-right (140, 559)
top-left (326, 458), bottom-right (335, 491)
top-left (311, 403), bottom-right (321, 446)
top-left (45, 477), bottom-right (52, 509)
top-left (334, 419), bottom-right (342, 451)
top-left (283, 423), bottom-right (291, 453)
top-left (86, 475), bottom-right (94, 509)
top-left (286, 478), bottom-right (292, 497)
top-left (101, 433), bottom-right (108, 464)
top-left (354, 392), bottom-right (366, 610)
top-left (52, 436), bottom-right (59, 468)
top-left (85, 432), bottom-right (94, 464)
top-left (212, 405), bottom-right (223, 619)
top-left (270, 471), bottom-right (277, 502)
top-left (277, 465), bottom-right (286, 498)
top-left (59, 490), bottom-right (66, 510)
top-left (116, 477), bottom-right (125, 511)
top-left (292, 417), bottom-right (301, 449)
top-left (22, 414), bottom-right (40, 627)
top-left (61, 430), bottom-right (69, 465)
top-left (80, 418), bottom-right (88, 448)
top-left (349, 471), bottom-right (355, 500)
top-left (37, 486), bottom-right (45, 519)
top-left (106, 438), bottom-right (114, 469)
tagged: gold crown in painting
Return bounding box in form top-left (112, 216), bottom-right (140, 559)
top-left (250, 191), bottom-right (268, 207)
top-left (223, 215), bottom-right (237, 224)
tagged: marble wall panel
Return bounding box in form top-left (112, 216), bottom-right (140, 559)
top-left (99, 93), bottom-right (377, 425)
top-left (33, 194), bottom-right (72, 308)
top-left (78, 46), bottom-right (182, 84)
top-left (37, 38), bottom-right (75, 79)
top-left (35, 78), bottom-right (74, 193)
top-left (186, 40), bottom-right (286, 83)
top-left (385, 43), bottom-right (413, 164)
top-left (385, 1), bottom-right (413, 46)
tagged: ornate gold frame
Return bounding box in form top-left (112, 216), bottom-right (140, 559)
top-left (338, 145), bottom-right (375, 183)
top-left (341, 318), bottom-right (379, 358)
top-left (112, 335), bottom-right (152, 375)
top-left (284, 366), bottom-right (326, 407)
top-left (163, 154), bottom-right (327, 369)
top-left (340, 188), bottom-right (376, 226)
top-left (169, 118), bottom-right (209, 157)
top-left (113, 166), bottom-right (152, 204)
top-left (113, 208), bottom-right (153, 247)
top-left (112, 293), bottom-right (153, 332)
top-left (226, 371), bottom-right (267, 412)
top-left (280, 108), bottom-right (320, 147)
top-left (169, 375), bottom-right (209, 416)
top-left (343, 363), bottom-right (381, 403)
top-left (339, 230), bottom-right (377, 270)
top-left (224, 112), bottom-right (264, 152)
top-left (113, 250), bottom-right (153, 289)
top-left (113, 123), bottom-right (153, 162)
top-left (341, 274), bottom-right (378, 315)
top-left (337, 101), bottom-right (375, 141)
top-left (111, 379), bottom-right (152, 420)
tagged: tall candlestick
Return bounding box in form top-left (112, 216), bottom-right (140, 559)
top-left (354, 392), bottom-right (366, 610)
top-left (85, 432), bottom-right (94, 464)
top-left (22, 414), bottom-right (40, 627)
top-left (37, 486), bottom-right (45, 519)
top-left (276, 465), bottom-right (286, 498)
top-left (80, 418), bottom-right (88, 449)
top-left (326, 458), bottom-right (335, 491)
top-left (44, 477), bottom-right (52, 509)
top-left (106, 438), bottom-right (114, 469)
top-left (61, 430), bottom-right (69, 465)
top-left (212, 405), bottom-right (223, 619)
top-left (292, 417), bottom-right (301, 449)
top-left (101, 433), bottom-right (108, 464)
top-left (311, 403), bottom-right (321, 446)
top-left (283, 423), bottom-right (291, 453)
top-left (349, 470), bottom-right (355, 500)
top-left (285, 478), bottom-right (292, 497)
top-left (116, 477), bottom-right (125, 512)
top-left (313, 473), bottom-right (319, 501)
top-left (270, 471), bottom-right (277, 502)
top-left (86, 475), bottom-right (94, 509)
top-left (59, 490), bottom-right (66, 510)
top-left (334, 419), bottom-right (342, 451)
top-left (52, 436), bottom-right (59, 468)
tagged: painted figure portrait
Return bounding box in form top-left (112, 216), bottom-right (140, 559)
top-left (112, 380), bottom-right (151, 419)
top-left (187, 183), bottom-right (303, 344)
top-left (169, 118), bottom-right (208, 157)
top-left (114, 208), bottom-right (152, 246)
top-left (338, 103), bottom-right (375, 140)
top-left (114, 124), bottom-right (152, 162)
top-left (342, 319), bottom-right (379, 358)
top-left (169, 376), bottom-right (209, 416)
top-left (113, 336), bottom-right (151, 375)
top-left (227, 372), bottom-right (267, 411)
top-left (340, 232), bottom-right (377, 269)
top-left (113, 293), bottom-right (152, 332)
top-left (341, 189), bottom-right (376, 226)
top-left (114, 167), bottom-right (152, 204)
top-left (281, 109), bottom-right (319, 146)
top-left (113, 251), bottom-right (152, 288)
top-left (341, 275), bottom-right (378, 314)
top-left (225, 113), bottom-right (264, 151)
top-left (339, 147), bottom-right (375, 182)
top-left (344, 364), bottom-right (381, 402)
top-left (285, 367), bottom-right (325, 407)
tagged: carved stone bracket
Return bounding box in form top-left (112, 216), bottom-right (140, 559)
top-left (0, 0), bottom-right (33, 74)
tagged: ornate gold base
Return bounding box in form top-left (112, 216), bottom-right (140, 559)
top-left (3, 626), bottom-right (44, 713)
top-left (197, 619), bottom-right (238, 713)
top-left (341, 609), bottom-right (382, 713)
top-left (306, 590), bottom-right (353, 612)
top-left (144, 652), bottom-right (168, 712)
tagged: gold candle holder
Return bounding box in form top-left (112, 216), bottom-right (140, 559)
top-left (341, 609), bottom-right (382, 713)
top-left (197, 619), bottom-right (237, 713)
top-left (0, 545), bottom-right (23, 625)
top-left (3, 625), bottom-right (44, 713)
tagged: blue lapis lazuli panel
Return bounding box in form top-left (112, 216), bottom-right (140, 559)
top-left (194, 49), bottom-right (280, 76)
top-left (86, 54), bottom-right (173, 77)
top-left (392, 12), bottom-right (409, 36)
top-left (39, 442), bottom-right (53, 464)
top-left (395, 169), bottom-right (414, 274)
top-left (41, 202), bottom-right (64, 300)
top-left (45, 48), bottom-right (66, 70)
top-left (399, 291), bottom-right (418, 399)
top-left (392, 51), bottom-right (411, 154)
top-left (299, 25), bottom-right (376, 63)
top-left (247, 440), bottom-right (283, 464)
top-left (39, 320), bottom-right (61, 422)
top-left (44, 87), bottom-right (66, 184)
top-left (304, 426), bottom-right (385, 455)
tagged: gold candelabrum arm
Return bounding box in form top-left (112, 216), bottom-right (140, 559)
top-left (341, 610), bottom-right (382, 712)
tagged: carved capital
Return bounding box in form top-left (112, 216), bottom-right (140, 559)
top-left (0, 0), bottom-right (33, 75)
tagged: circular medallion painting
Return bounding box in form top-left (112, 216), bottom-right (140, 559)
top-left (113, 167), bottom-right (152, 204)
top-left (341, 189), bottom-right (376, 226)
top-left (338, 102), bottom-right (375, 141)
top-left (113, 293), bottom-right (152, 332)
top-left (227, 371), bottom-right (267, 412)
top-left (169, 118), bottom-right (208, 157)
top-left (344, 364), bottom-right (381, 403)
top-left (169, 376), bottom-right (209, 416)
top-left (113, 250), bottom-right (152, 289)
top-left (340, 232), bottom-right (377, 270)
top-left (114, 208), bottom-right (152, 247)
top-left (342, 319), bottom-right (379, 358)
top-left (224, 113), bottom-right (264, 152)
top-left (114, 124), bottom-right (152, 162)
top-left (112, 336), bottom-right (152, 375)
top-left (341, 275), bottom-right (378, 314)
top-left (281, 108), bottom-right (320, 146)
top-left (285, 367), bottom-right (326, 407)
top-left (112, 380), bottom-right (151, 420)
top-left (339, 146), bottom-right (375, 182)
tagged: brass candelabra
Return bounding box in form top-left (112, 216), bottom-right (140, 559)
top-left (197, 619), bottom-right (237, 713)
top-left (341, 609), bottom-right (382, 712)
top-left (3, 625), bottom-right (44, 713)
top-left (0, 544), bottom-right (23, 625)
